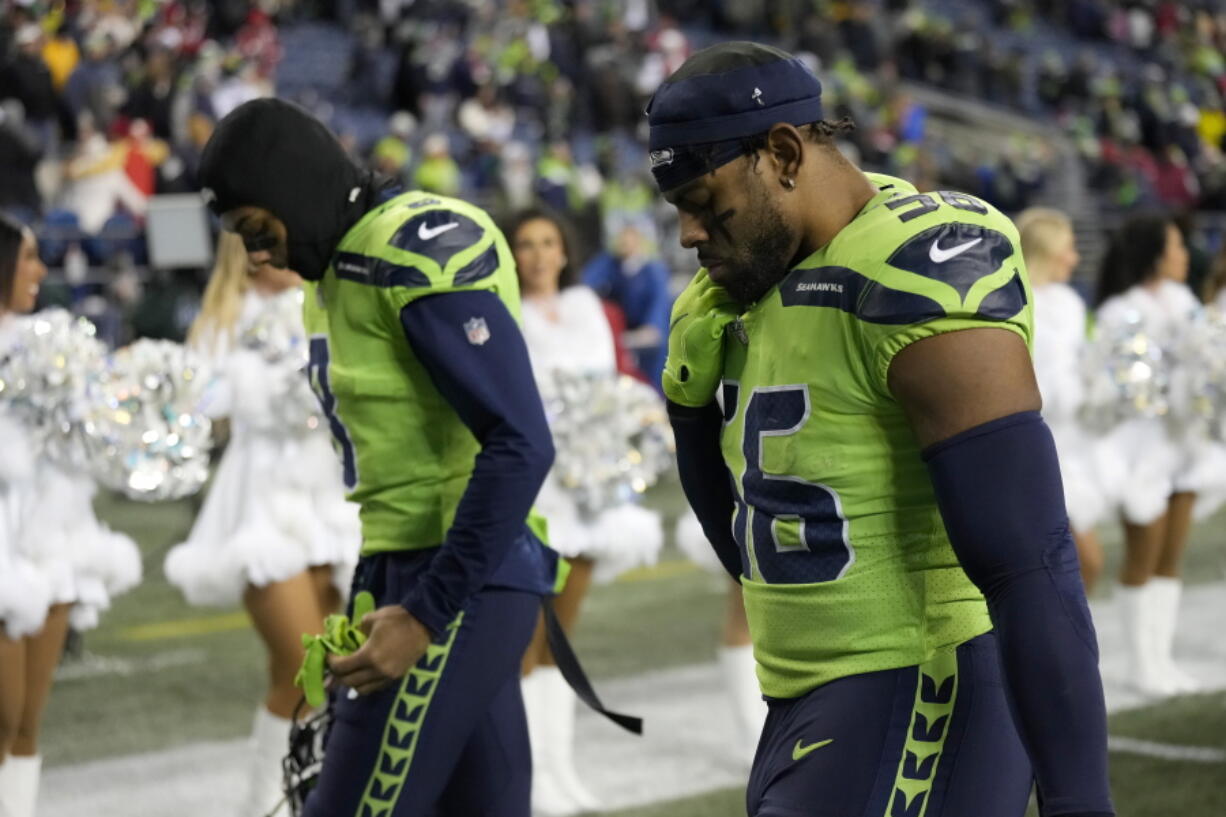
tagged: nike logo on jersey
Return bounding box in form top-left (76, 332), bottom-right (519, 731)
top-left (419, 221), bottom-right (460, 241)
top-left (792, 738), bottom-right (834, 760)
top-left (928, 237), bottom-right (982, 263)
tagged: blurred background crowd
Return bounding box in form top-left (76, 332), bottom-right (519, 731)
top-left (1, 0), bottom-right (1224, 380)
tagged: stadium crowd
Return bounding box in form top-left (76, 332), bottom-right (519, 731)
top-left (0, 1), bottom-right (1221, 333)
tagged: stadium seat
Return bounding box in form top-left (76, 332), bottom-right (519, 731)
top-left (37, 209), bottom-right (84, 268)
top-left (85, 210), bottom-right (147, 267)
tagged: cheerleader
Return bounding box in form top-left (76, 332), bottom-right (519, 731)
top-left (163, 233), bottom-right (358, 817)
top-left (1016, 208), bottom-right (1105, 592)
top-left (674, 512), bottom-right (766, 766)
top-left (0, 216), bottom-right (141, 817)
top-left (1206, 245), bottom-right (1226, 311)
top-left (1189, 248), bottom-right (1226, 531)
top-left (508, 208), bottom-right (663, 816)
top-left (1095, 214), bottom-right (1203, 696)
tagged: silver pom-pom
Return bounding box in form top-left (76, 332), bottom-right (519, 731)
top-left (542, 371), bottom-right (674, 516)
top-left (0, 308), bottom-right (107, 467)
top-left (83, 339), bottom-right (214, 500)
top-left (1176, 309), bottom-right (1226, 442)
top-left (1081, 314), bottom-right (1171, 432)
top-left (237, 289), bottom-right (321, 434)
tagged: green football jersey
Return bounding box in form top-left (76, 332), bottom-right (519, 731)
top-left (720, 174), bottom-right (1034, 698)
top-left (302, 190), bottom-right (542, 555)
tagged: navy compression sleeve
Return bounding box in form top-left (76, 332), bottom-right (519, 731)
top-left (398, 290), bottom-right (554, 635)
top-left (923, 411), bottom-right (1114, 817)
top-left (667, 399), bottom-right (743, 581)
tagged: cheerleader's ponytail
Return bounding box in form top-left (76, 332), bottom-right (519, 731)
top-left (188, 231), bottom-right (250, 352)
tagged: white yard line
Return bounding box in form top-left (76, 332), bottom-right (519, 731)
top-left (53, 648), bottom-right (208, 682)
top-left (1107, 736), bottom-right (1226, 764)
top-left (40, 582), bottom-right (1226, 817)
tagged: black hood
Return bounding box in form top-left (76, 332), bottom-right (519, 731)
top-left (198, 98), bottom-right (377, 280)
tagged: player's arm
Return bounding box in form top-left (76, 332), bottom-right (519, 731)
top-left (889, 328), bottom-right (1114, 817)
top-left (399, 290), bottom-right (555, 630)
top-left (667, 400), bottom-right (743, 581)
top-left (663, 268), bottom-right (744, 580)
top-left (330, 290), bottom-right (554, 694)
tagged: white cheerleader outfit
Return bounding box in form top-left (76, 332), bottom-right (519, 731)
top-left (521, 286), bottom-right (662, 583)
top-left (1183, 291), bottom-right (1226, 521)
top-left (164, 289), bottom-right (359, 607)
top-left (0, 314), bottom-right (142, 639)
top-left (1032, 282), bottom-right (1109, 532)
top-left (1094, 280), bottom-right (1204, 524)
top-left (0, 408), bottom-right (51, 639)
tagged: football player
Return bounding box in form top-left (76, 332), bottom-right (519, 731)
top-left (199, 99), bottom-right (563, 817)
top-left (653, 43), bottom-right (1114, 817)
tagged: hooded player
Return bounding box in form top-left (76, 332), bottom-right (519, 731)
top-left (654, 44), bottom-right (1114, 817)
top-left (198, 98), bottom-right (564, 817)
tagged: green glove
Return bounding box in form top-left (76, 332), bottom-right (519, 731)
top-left (661, 269), bottom-right (740, 407)
top-left (294, 591), bottom-right (376, 708)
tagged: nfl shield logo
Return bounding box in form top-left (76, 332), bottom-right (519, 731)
top-left (464, 316), bottom-right (491, 346)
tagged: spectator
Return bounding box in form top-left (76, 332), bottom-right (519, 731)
top-left (369, 111), bottom-right (416, 188)
top-left (210, 57), bottom-right (266, 121)
top-left (582, 220), bottom-right (671, 389)
top-left (0, 100), bottom-right (42, 219)
top-left (119, 119), bottom-right (171, 198)
top-left (536, 140), bottom-right (583, 215)
top-left (122, 47), bottom-right (179, 142)
top-left (0, 25), bottom-right (56, 136)
top-left (63, 31), bottom-right (124, 135)
top-left (40, 24), bottom-right (80, 93)
top-left (413, 132), bottom-right (461, 197)
top-left (498, 141), bottom-right (537, 214)
top-left (458, 82), bottom-right (515, 147)
top-left (59, 113), bottom-right (147, 235)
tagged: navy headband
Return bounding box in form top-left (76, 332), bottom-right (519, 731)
top-left (647, 53), bottom-right (823, 191)
top-left (649, 140), bottom-right (751, 194)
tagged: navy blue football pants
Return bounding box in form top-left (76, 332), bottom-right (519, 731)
top-left (303, 552), bottom-right (539, 817)
top-left (748, 632), bottom-right (1034, 817)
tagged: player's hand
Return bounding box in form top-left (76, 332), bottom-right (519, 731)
top-left (327, 605), bottom-right (433, 696)
top-left (662, 268), bottom-right (740, 407)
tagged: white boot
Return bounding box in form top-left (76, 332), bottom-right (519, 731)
top-left (719, 645), bottom-right (767, 765)
top-left (522, 671), bottom-right (579, 817)
top-left (1117, 584), bottom-right (1175, 697)
top-left (1149, 577), bottom-right (1201, 694)
top-left (538, 666), bottom-right (601, 813)
top-left (0, 755), bottom-right (40, 817)
top-left (0, 760), bottom-right (13, 817)
top-left (241, 708), bottom-right (292, 817)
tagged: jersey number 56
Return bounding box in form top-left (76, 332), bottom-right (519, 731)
top-left (725, 382), bottom-right (854, 584)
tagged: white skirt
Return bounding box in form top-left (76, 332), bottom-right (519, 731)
top-left (1175, 439), bottom-right (1226, 521)
top-left (1089, 418), bottom-right (1184, 526)
top-left (1050, 421), bottom-right (1111, 532)
top-left (0, 413), bottom-right (47, 639)
top-left (0, 405), bottom-right (141, 638)
top-left (0, 466), bottom-right (143, 637)
top-left (164, 427), bottom-right (359, 607)
top-left (674, 510), bottom-right (729, 576)
top-left (0, 486), bottom-right (52, 640)
top-left (534, 473), bottom-right (662, 584)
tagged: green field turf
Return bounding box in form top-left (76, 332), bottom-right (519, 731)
top-left (38, 481), bottom-right (1226, 816)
